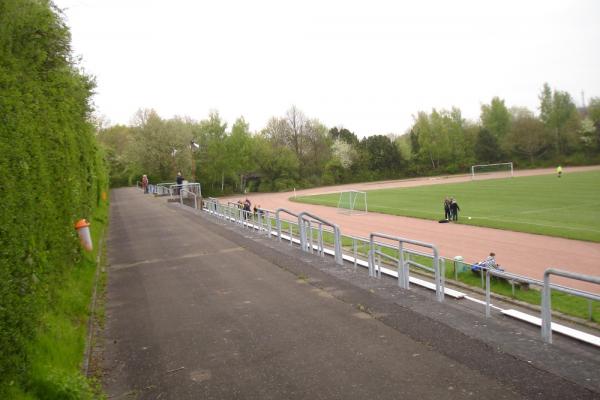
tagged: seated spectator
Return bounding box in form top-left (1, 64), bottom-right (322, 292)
top-left (472, 252), bottom-right (503, 273)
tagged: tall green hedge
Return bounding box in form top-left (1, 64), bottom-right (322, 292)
top-left (0, 0), bottom-right (107, 393)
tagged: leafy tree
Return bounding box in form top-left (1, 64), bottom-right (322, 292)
top-left (329, 127), bottom-right (359, 145)
top-left (588, 97), bottom-right (600, 124)
top-left (302, 119), bottom-right (332, 181)
top-left (481, 97), bottom-right (511, 140)
top-left (361, 134), bottom-right (403, 175)
top-left (286, 105), bottom-right (307, 160)
top-left (504, 108), bottom-right (550, 163)
top-left (97, 124), bottom-right (134, 186)
top-left (226, 117), bottom-right (256, 191)
top-left (331, 139), bottom-right (355, 169)
top-left (475, 128), bottom-right (502, 163)
top-left (253, 135), bottom-right (299, 191)
top-left (586, 97), bottom-right (600, 151)
top-left (196, 112), bottom-right (228, 193)
top-left (539, 83), bottom-right (580, 155)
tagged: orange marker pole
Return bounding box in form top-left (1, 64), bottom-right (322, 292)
top-left (74, 219), bottom-right (93, 252)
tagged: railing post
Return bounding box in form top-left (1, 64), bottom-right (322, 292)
top-left (398, 242), bottom-right (408, 289)
top-left (541, 271), bottom-right (553, 343)
top-left (318, 223), bottom-right (324, 257)
top-left (433, 247), bottom-right (444, 302)
top-left (368, 235), bottom-right (375, 277)
top-left (334, 226), bottom-right (342, 265)
top-left (353, 238), bottom-right (357, 269)
top-left (376, 245), bottom-right (382, 278)
top-left (485, 268), bottom-right (491, 318)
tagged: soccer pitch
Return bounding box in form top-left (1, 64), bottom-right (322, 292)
top-left (292, 170), bottom-right (600, 243)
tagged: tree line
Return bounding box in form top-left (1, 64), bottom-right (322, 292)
top-left (100, 89), bottom-right (600, 197)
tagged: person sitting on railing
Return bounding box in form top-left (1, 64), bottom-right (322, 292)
top-left (472, 252), bottom-right (503, 273)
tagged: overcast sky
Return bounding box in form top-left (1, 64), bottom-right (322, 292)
top-left (54, 0), bottom-right (600, 137)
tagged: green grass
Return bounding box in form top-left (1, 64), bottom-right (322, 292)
top-left (7, 199), bottom-right (109, 400)
top-left (292, 170), bottom-right (600, 242)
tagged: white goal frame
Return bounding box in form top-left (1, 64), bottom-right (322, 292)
top-left (471, 162), bottom-right (513, 180)
top-left (337, 190), bottom-right (368, 215)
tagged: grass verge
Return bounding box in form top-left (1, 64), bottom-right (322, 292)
top-left (6, 199), bottom-right (109, 399)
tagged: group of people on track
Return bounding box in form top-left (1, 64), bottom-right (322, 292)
top-left (443, 197), bottom-right (460, 221)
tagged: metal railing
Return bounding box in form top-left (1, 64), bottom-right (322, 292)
top-left (541, 269), bottom-right (600, 344)
top-left (169, 182), bottom-right (201, 197)
top-left (179, 189), bottom-right (198, 209)
top-left (197, 198), bottom-right (600, 346)
top-left (275, 208), bottom-right (299, 245)
top-left (369, 233), bottom-right (444, 302)
top-left (256, 208), bottom-right (275, 238)
top-left (154, 182), bottom-right (176, 196)
top-left (298, 211), bottom-right (343, 265)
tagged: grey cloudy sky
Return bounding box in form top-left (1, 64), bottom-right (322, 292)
top-left (55, 0), bottom-right (600, 137)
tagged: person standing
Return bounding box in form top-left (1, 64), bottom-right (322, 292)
top-left (443, 197), bottom-right (451, 220)
top-left (243, 198), bottom-right (251, 219)
top-left (450, 198), bottom-right (460, 221)
top-left (176, 172), bottom-right (184, 194)
top-left (142, 174), bottom-right (149, 194)
top-left (557, 165), bottom-right (562, 178)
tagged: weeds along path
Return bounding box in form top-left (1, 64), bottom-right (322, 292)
top-left (223, 166), bottom-right (600, 293)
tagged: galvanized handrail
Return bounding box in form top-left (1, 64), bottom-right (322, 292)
top-left (541, 268), bottom-right (600, 344)
top-left (257, 207), bottom-right (275, 238)
top-left (297, 211), bottom-right (343, 265)
top-left (275, 208), bottom-right (299, 244)
top-left (483, 267), bottom-right (526, 317)
top-left (168, 182), bottom-right (201, 197)
top-left (369, 233), bottom-right (443, 302)
top-left (179, 189), bottom-right (198, 209)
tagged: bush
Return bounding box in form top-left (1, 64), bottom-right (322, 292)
top-left (0, 0), bottom-right (107, 396)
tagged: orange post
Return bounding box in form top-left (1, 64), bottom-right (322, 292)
top-left (74, 219), bottom-right (93, 252)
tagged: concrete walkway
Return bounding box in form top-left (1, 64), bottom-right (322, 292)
top-left (101, 188), bottom-right (599, 399)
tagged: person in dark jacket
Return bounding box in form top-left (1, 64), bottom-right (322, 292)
top-left (450, 198), bottom-right (460, 221)
top-left (443, 197), bottom-right (451, 220)
top-left (175, 172), bottom-right (184, 194)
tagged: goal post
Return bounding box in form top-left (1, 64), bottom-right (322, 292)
top-left (337, 190), bottom-right (368, 215)
top-left (471, 162), bottom-right (513, 180)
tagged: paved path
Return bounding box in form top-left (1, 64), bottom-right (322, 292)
top-left (222, 166), bottom-right (600, 293)
top-left (101, 188), bottom-right (599, 399)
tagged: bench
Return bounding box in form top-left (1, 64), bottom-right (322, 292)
top-left (471, 264), bottom-right (530, 295)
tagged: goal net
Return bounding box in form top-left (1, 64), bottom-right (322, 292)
top-left (337, 190), bottom-right (368, 215)
top-left (471, 162), bottom-right (513, 180)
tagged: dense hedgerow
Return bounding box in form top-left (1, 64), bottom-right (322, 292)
top-left (0, 0), bottom-right (107, 395)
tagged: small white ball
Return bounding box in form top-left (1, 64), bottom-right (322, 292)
top-left (468, 217), bottom-right (472, 220)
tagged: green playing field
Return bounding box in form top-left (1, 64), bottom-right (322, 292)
top-left (292, 170), bottom-right (600, 242)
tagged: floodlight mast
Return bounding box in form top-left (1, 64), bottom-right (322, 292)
top-left (190, 140), bottom-right (199, 182)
